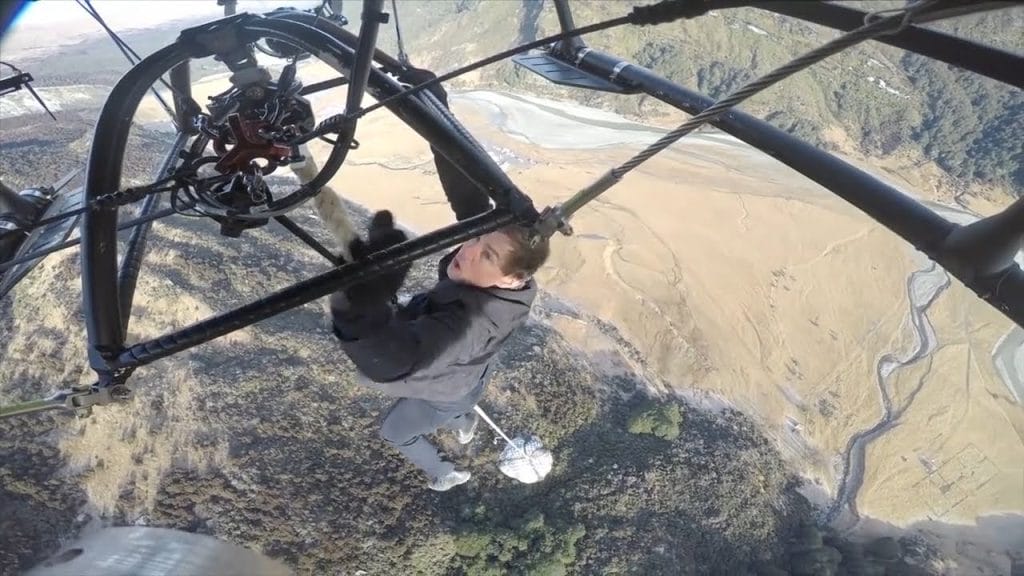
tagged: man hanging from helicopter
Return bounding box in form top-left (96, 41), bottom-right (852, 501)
top-left (320, 65), bottom-right (551, 491)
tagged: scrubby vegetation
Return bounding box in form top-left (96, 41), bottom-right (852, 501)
top-left (626, 399), bottom-right (682, 440)
top-left (451, 511), bottom-right (586, 575)
top-left (0, 111), bottom-right (173, 193)
top-left (1, 201), bottom-right (943, 575)
top-left (3, 4), bottom-right (1017, 572)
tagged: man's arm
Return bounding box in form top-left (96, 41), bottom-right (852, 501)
top-left (433, 145), bottom-right (491, 222)
top-left (330, 291), bottom-right (475, 388)
top-left (396, 65), bottom-right (492, 222)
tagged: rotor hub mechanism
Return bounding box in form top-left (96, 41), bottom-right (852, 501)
top-left (202, 62), bottom-right (315, 176)
top-left (177, 61), bottom-right (322, 235)
top-left (211, 113), bottom-right (295, 174)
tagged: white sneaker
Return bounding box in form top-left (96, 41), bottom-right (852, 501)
top-left (428, 469), bottom-right (471, 492)
top-left (455, 414), bottom-right (479, 445)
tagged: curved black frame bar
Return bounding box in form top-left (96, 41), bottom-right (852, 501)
top-left (82, 15), bottom-right (369, 369)
top-left (82, 41), bottom-right (185, 362)
top-left (82, 10), bottom-right (541, 377)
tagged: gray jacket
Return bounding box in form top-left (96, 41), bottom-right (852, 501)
top-left (331, 250), bottom-right (537, 411)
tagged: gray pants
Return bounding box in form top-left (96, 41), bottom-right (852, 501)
top-left (379, 398), bottom-right (476, 479)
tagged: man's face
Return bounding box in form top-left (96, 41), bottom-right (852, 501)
top-left (447, 231), bottom-right (524, 289)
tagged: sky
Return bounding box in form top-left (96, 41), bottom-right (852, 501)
top-left (0, 0), bottom-right (325, 59)
top-left (9, 0), bottom-right (323, 28)
top-left (2, 0), bottom-right (323, 55)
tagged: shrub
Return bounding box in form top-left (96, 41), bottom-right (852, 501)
top-left (627, 400), bottom-right (683, 441)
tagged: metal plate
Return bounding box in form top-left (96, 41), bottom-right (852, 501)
top-left (25, 526), bottom-right (292, 576)
top-left (512, 52), bottom-right (633, 94)
top-left (0, 181), bottom-right (83, 299)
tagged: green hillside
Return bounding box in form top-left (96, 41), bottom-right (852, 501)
top-left (363, 0), bottom-right (1023, 195)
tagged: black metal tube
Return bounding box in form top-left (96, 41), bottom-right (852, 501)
top-left (112, 209), bottom-right (516, 369)
top-left (0, 180), bottom-right (33, 216)
top-left (945, 197), bottom-right (1024, 277)
top-left (574, 48), bottom-right (1024, 327)
top-left (169, 60), bottom-right (198, 134)
top-left (117, 132), bottom-right (190, 337)
top-left (1, 228), bottom-right (79, 275)
top-left (83, 42), bottom-right (191, 364)
top-left (553, 0), bottom-right (584, 52)
top-left (972, 268), bottom-right (1024, 327)
top-left (941, 197), bottom-right (1024, 326)
top-left (117, 192), bottom-right (161, 329)
top-left (299, 76), bottom-right (349, 96)
top-left (751, 1), bottom-right (1022, 90)
top-left (274, 215), bottom-right (341, 265)
top-left (345, 0), bottom-right (385, 114)
top-left (275, 13), bottom-right (405, 76)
